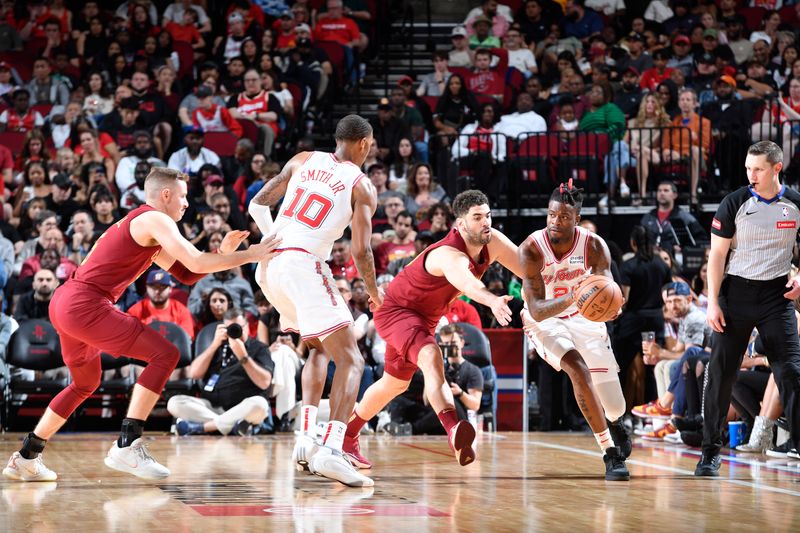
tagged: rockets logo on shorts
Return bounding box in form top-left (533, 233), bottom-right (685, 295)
top-left (711, 218), bottom-right (722, 230)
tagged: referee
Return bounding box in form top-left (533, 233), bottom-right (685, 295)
top-left (696, 141), bottom-right (800, 476)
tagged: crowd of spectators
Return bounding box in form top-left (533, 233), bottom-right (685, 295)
top-left (372, 0), bottom-right (800, 210)
top-left (0, 1), bottom-right (797, 443)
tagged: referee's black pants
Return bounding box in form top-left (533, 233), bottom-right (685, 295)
top-left (703, 275), bottom-right (800, 455)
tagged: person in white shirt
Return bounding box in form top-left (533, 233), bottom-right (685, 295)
top-left (585, 0), bottom-right (626, 16)
top-left (115, 131), bottom-right (166, 193)
top-left (167, 126), bottom-right (221, 176)
top-left (504, 26), bottom-right (537, 77)
top-left (162, 0), bottom-right (212, 33)
top-left (495, 92), bottom-right (547, 140)
top-left (643, 0), bottom-right (673, 23)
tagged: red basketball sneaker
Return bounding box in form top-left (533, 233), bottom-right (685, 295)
top-left (449, 420), bottom-right (477, 466)
top-left (343, 434), bottom-right (372, 469)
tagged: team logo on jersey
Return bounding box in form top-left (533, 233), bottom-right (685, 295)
top-left (543, 267), bottom-right (585, 285)
top-left (782, 206), bottom-right (789, 218)
top-left (777, 220), bottom-right (796, 229)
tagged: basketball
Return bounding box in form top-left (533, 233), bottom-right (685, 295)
top-left (574, 275), bottom-right (623, 322)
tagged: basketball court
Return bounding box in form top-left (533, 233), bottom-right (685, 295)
top-left (2, 431), bottom-right (799, 531)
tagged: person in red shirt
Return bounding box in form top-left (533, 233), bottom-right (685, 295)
top-left (343, 190), bottom-right (524, 469)
top-left (639, 48), bottom-right (673, 92)
top-left (374, 211), bottom-right (416, 275)
top-left (328, 237), bottom-right (359, 281)
top-left (192, 85), bottom-right (243, 137)
top-left (127, 269), bottom-right (195, 340)
top-left (274, 10), bottom-right (298, 54)
top-left (228, 68), bottom-right (282, 158)
top-left (313, 0), bottom-right (367, 85)
top-left (165, 8), bottom-right (205, 51)
top-left (0, 143), bottom-right (11, 197)
top-left (313, 0), bottom-right (362, 48)
top-left (467, 47), bottom-right (508, 104)
top-left (443, 298), bottom-right (482, 330)
top-left (0, 89), bottom-right (45, 133)
top-left (2, 167), bottom-right (280, 483)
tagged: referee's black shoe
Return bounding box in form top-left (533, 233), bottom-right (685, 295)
top-left (603, 447), bottom-right (630, 481)
top-left (607, 418), bottom-right (632, 459)
top-left (694, 453), bottom-right (721, 477)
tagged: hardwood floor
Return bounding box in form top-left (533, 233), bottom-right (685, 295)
top-left (1, 431), bottom-right (799, 532)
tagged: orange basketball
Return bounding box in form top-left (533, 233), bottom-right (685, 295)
top-left (574, 275), bottom-right (623, 322)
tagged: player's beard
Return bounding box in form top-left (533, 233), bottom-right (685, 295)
top-left (466, 227), bottom-right (492, 246)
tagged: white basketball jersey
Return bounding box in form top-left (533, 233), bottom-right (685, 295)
top-left (272, 151), bottom-right (365, 259)
top-left (530, 226), bottom-right (590, 316)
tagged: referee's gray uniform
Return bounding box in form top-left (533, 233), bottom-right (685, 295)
top-left (704, 185), bottom-right (800, 456)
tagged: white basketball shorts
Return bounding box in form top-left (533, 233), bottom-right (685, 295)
top-left (258, 250), bottom-right (353, 341)
top-left (522, 309), bottom-right (619, 384)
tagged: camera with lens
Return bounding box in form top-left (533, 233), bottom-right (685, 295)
top-left (440, 344), bottom-right (460, 385)
top-left (226, 323), bottom-right (243, 339)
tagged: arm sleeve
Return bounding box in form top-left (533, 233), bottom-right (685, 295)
top-left (711, 191), bottom-right (743, 239)
top-left (168, 260), bottom-right (208, 286)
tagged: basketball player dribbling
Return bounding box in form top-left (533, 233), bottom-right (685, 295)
top-left (3, 168), bottom-right (280, 482)
top-left (249, 115), bottom-right (382, 487)
top-left (341, 190), bottom-right (524, 468)
top-left (519, 181), bottom-right (631, 481)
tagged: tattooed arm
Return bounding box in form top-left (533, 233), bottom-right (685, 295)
top-left (251, 151), bottom-right (311, 207)
top-left (519, 236), bottom-right (575, 322)
top-left (351, 177), bottom-right (383, 308)
top-left (585, 233), bottom-right (613, 279)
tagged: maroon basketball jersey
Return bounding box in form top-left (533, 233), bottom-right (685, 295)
top-left (381, 228), bottom-right (491, 329)
top-left (71, 205), bottom-right (162, 302)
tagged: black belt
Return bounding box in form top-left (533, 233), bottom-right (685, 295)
top-left (726, 275), bottom-right (788, 287)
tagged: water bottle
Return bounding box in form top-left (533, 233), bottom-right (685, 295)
top-left (527, 382), bottom-right (540, 415)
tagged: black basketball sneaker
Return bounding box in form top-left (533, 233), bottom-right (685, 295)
top-left (608, 418), bottom-right (632, 459)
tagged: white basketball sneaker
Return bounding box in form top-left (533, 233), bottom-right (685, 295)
top-left (292, 434), bottom-right (318, 472)
top-left (309, 446), bottom-right (374, 487)
top-left (104, 438), bottom-right (170, 479)
top-left (3, 452), bottom-right (57, 482)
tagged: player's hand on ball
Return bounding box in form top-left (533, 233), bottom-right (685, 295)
top-left (219, 230), bottom-right (250, 254)
top-left (570, 267), bottom-right (594, 300)
top-left (490, 295), bottom-right (513, 326)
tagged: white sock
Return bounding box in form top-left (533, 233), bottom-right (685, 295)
top-left (301, 405), bottom-right (318, 436)
top-left (594, 428), bottom-right (613, 452)
top-left (322, 420), bottom-right (347, 452)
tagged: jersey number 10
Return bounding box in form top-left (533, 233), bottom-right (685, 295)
top-left (281, 187), bottom-right (334, 229)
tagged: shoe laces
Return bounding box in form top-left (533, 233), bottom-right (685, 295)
top-left (130, 441), bottom-right (157, 464)
top-left (31, 455), bottom-right (50, 474)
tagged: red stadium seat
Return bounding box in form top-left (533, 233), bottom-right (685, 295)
top-left (284, 82), bottom-right (303, 118)
top-left (237, 118), bottom-right (259, 144)
top-left (0, 51), bottom-right (33, 82)
top-left (422, 95), bottom-right (439, 112)
top-left (203, 132), bottom-right (239, 157)
top-left (740, 7), bottom-right (766, 32)
top-left (173, 40), bottom-right (194, 80)
top-left (0, 131), bottom-right (26, 154)
top-left (31, 104), bottom-right (53, 117)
